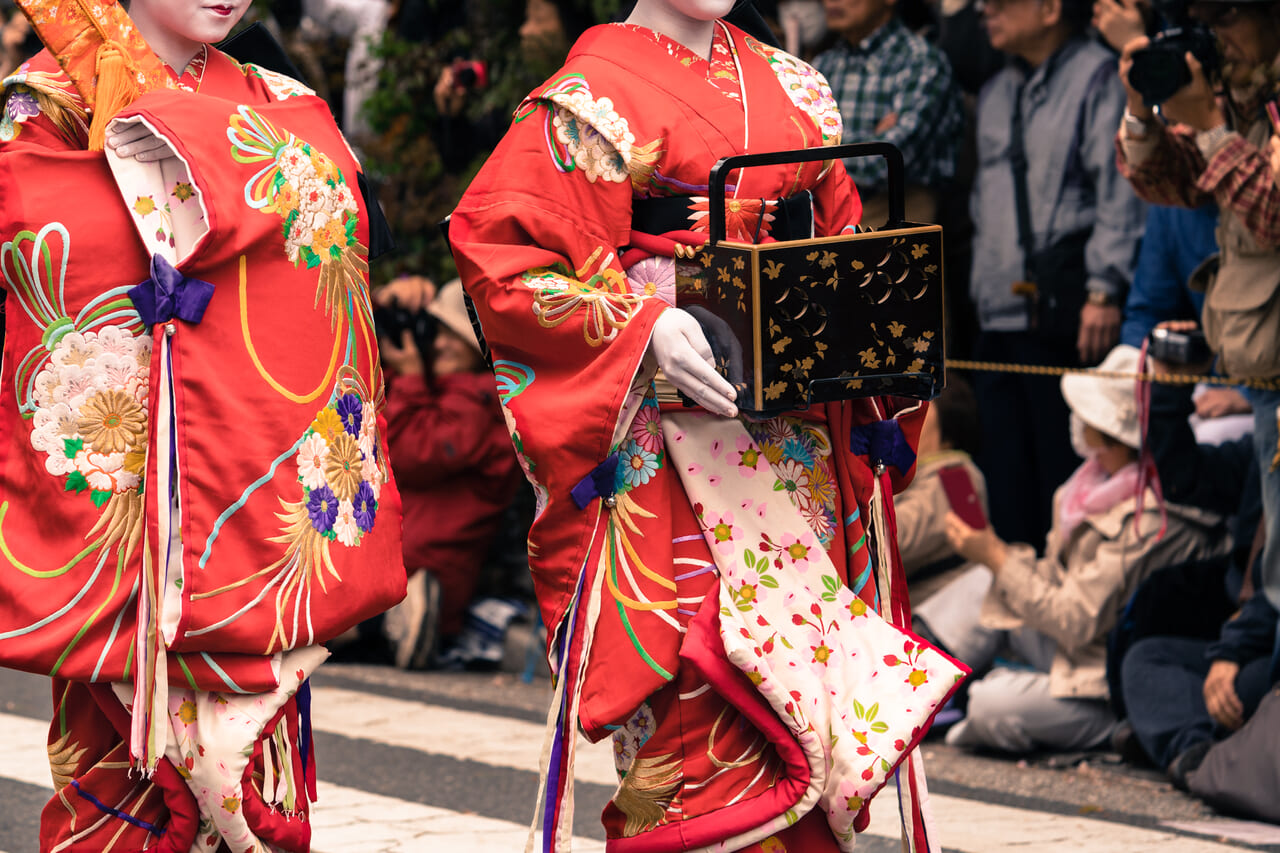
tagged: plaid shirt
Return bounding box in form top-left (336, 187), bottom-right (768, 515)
top-left (811, 18), bottom-right (963, 195)
top-left (1117, 107), bottom-right (1280, 249)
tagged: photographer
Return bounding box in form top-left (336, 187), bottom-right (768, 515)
top-left (376, 277), bottom-right (522, 669)
top-left (1117, 2), bottom-right (1280, 617)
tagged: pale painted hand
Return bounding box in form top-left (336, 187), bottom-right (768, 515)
top-left (650, 308), bottom-right (738, 418)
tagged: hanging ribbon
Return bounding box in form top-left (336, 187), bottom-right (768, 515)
top-left (128, 255), bottom-right (215, 327)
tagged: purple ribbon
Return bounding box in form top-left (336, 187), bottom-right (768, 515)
top-left (570, 452), bottom-right (620, 510)
top-left (128, 255), bottom-right (215, 327)
top-left (849, 420), bottom-right (916, 476)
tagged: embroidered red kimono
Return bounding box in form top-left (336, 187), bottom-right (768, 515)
top-left (451, 22), bottom-right (957, 853)
top-left (0, 36), bottom-right (404, 851)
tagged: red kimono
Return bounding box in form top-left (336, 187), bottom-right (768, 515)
top-left (452, 22), bottom-right (958, 853)
top-left (0, 22), bottom-right (404, 851)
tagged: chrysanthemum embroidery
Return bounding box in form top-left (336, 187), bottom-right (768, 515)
top-left (254, 389), bottom-right (387, 649)
top-left (228, 106), bottom-right (368, 326)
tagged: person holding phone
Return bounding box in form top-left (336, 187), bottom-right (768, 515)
top-left (936, 345), bottom-right (1226, 754)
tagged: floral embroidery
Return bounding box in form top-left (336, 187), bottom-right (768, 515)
top-left (30, 325), bottom-right (151, 506)
top-left (688, 197), bottom-right (778, 242)
top-left (516, 74), bottom-right (639, 185)
top-left (0, 65), bottom-right (87, 143)
top-left (228, 106), bottom-right (368, 324)
top-left (618, 440), bottom-right (660, 489)
top-left (624, 255), bottom-right (676, 306)
top-left (244, 63), bottom-right (316, 100)
top-left (745, 417), bottom-right (838, 549)
top-left (612, 702), bottom-right (657, 777)
top-left (629, 401), bottom-right (663, 454)
top-left (746, 37), bottom-right (842, 146)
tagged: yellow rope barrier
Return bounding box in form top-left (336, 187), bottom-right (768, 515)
top-left (946, 358), bottom-right (1280, 391)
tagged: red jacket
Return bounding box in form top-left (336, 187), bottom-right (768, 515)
top-left (384, 370), bottom-right (521, 634)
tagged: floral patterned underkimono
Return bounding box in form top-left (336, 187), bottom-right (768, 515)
top-left (450, 21), bottom-right (966, 853)
top-left (0, 5), bottom-right (405, 850)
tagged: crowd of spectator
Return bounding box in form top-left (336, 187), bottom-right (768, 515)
top-left (4, 0), bottom-right (1277, 826)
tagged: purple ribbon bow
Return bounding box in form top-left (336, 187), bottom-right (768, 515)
top-left (849, 420), bottom-right (917, 476)
top-left (570, 452), bottom-right (620, 510)
top-left (128, 255), bottom-right (215, 327)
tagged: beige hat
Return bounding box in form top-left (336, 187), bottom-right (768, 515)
top-left (428, 279), bottom-right (481, 355)
top-left (1060, 344), bottom-right (1142, 449)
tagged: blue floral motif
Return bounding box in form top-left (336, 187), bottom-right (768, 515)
top-left (336, 392), bottom-right (363, 437)
top-left (307, 484), bottom-right (339, 533)
top-left (782, 437), bottom-right (815, 468)
top-left (618, 440), bottom-right (660, 490)
top-left (353, 480), bottom-right (377, 532)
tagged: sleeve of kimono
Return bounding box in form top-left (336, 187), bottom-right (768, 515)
top-left (810, 155), bottom-right (863, 235)
top-left (449, 98), bottom-right (668, 491)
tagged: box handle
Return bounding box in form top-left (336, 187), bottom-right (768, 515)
top-left (707, 141), bottom-right (905, 245)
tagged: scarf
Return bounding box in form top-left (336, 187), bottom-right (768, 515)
top-left (1056, 458), bottom-right (1142, 542)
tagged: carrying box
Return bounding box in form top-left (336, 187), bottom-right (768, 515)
top-left (689, 142), bottom-right (946, 416)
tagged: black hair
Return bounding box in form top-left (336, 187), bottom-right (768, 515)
top-left (934, 374), bottom-right (981, 458)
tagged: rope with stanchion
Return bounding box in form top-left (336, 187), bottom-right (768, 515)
top-left (946, 358), bottom-right (1280, 391)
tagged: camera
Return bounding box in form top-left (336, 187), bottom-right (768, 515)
top-left (1127, 0), bottom-right (1220, 106)
top-left (449, 59), bottom-right (489, 92)
top-left (374, 299), bottom-right (438, 364)
top-left (1147, 326), bottom-right (1212, 365)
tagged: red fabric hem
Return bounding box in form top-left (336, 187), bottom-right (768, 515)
top-left (606, 587), bottom-right (811, 852)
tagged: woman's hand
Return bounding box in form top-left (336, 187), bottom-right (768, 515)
top-left (105, 121), bottom-right (176, 164)
top-left (650, 308), bottom-right (738, 418)
top-left (944, 511), bottom-right (1009, 570)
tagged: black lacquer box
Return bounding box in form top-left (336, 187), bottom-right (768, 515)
top-left (689, 142), bottom-right (946, 416)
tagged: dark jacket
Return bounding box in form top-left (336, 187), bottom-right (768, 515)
top-left (385, 370), bottom-right (521, 634)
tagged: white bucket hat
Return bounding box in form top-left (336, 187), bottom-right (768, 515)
top-left (428, 278), bottom-right (481, 355)
top-left (1060, 344), bottom-right (1142, 450)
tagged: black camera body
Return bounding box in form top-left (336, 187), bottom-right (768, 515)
top-left (374, 301), bottom-right (437, 362)
top-left (1148, 326), bottom-right (1213, 365)
top-left (1128, 0), bottom-right (1220, 106)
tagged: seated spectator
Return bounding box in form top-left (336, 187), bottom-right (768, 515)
top-left (1109, 328), bottom-right (1267, 783)
top-left (810, 0), bottom-right (964, 225)
top-left (378, 278), bottom-right (523, 670)
top-left (895, 375), bottom-right (989, 605)
top-left (1122, 572), bottom-right (1276, 788)
top-left (935, 345), bottom-right (1225, 754)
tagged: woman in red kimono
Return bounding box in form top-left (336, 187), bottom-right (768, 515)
top-left (450, 1), bottom-right (964, 851)
top-left (0, 1), bottom-right (404, 849)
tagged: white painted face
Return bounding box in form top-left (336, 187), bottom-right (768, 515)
top-left (127, 0), bottom-right (252, 48)
top-left (639, 0), bottom-right (741, 23)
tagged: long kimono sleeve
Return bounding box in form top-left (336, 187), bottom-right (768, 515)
top-left (450, 98), bottom-right (670, 577)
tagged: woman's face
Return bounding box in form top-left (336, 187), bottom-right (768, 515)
top-left (127, 0), bottom-right (252, 49)
top-left (636, 0), bottom-right (740, 23)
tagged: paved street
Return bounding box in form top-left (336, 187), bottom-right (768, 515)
top-left (2, 661), bottom-right (1279, 852)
